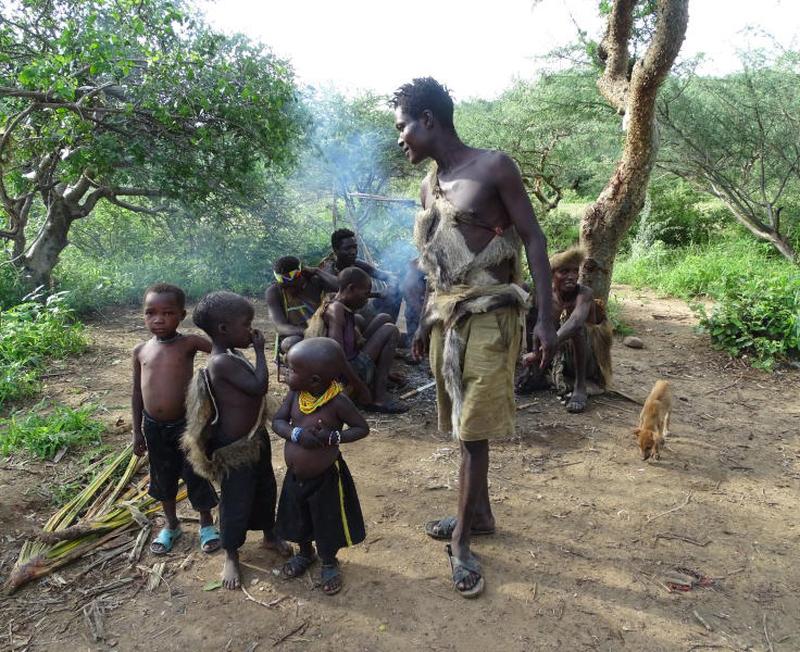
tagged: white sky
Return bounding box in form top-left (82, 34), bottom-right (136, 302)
top-left (202, 0), bottom-right (797, 100)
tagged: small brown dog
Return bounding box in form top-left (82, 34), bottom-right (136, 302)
top-left (633, 380), bottom-right (672, 460)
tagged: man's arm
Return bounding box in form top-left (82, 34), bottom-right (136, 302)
top-left (265, 284), bottom-right (305, 337)
top-left (557, 287), bottom-right (593, 344)
top-left (354, 259), bottom-right (391, 282)
top-left (131, 345), bottom-right (146, 456)
top-left (209, 330), bottom-right (268, 397)
top-left (305, 267), bottom-right (339, 292)
top-left (492, 153), bottom-right (557, 369)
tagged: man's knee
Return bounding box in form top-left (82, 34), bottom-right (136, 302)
top-left (280, 335), bottom-right (302, 354)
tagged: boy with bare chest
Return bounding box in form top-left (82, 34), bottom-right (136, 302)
top-left (132, 284), bottom-right (219, 555)
top-left (272, 338), bottom-right (369, 596)
top-left (189, 291), bottom-right (291, 589)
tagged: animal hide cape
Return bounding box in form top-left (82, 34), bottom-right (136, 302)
top-left (180, 368), bottom-right (279, 483)
top-left (414, 165), bottom-right (528, 439)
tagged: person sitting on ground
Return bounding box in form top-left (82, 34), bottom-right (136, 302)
top-left (272, 337), bottom-right (369, 596)
top-left (182, 291), bottom-right (292, 590)
top-left (305, 267), bottom-right (408, 413)
top-left (132, 283), bottom-right (219, 555)
top-left (519, 246), bottom-right (613, 413)
top-left (319, 228), bottom-right (403, 323)
top-left (265, 256), bottom-right (339, 355)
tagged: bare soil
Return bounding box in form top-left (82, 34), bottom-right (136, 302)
top-left (2, 284), bottom-right (799, 652)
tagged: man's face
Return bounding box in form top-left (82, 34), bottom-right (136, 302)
top-left (395, 107), bottom-right (429, 165)
top-left (335, 237), bottom-right (358, 267)
top-left (553, 266), bottom-right (579, 293)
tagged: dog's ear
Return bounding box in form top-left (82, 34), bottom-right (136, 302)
top-left (632, 428), bottom-right (641, 436)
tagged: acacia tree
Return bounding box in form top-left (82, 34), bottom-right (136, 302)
top-left (578, 0), bottom-right (689, 301)
top-left (0, 0), bottom-right (304, 287)
top-left (658, 52), bottom-right (800, 263)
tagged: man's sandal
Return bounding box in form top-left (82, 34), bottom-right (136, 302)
top-left (320, 563), bottom-right (342, 596)
top-left (424, 516), bottom-right (496, 540)
top-left (199, 525), bottom-right (220, 553)
top-left (446, 544), bottom-right (484, 599)
top-left (281, 553), bottom-right (316, 580)
top-left (150, 527), bottom-right (182, 555)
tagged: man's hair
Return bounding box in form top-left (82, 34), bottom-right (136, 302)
top-left (331, 228), bottom-right (356, 250)
top-left (143, 283), bottom-right (185, 310)
top-left (338, 266), bottom-right (371, 289)
top-left (192, 291), bottom-right (253, 336)
top-left (274, 255), bottom-right (301, 274)
top-left (390, 77), bottom-right (455, 131)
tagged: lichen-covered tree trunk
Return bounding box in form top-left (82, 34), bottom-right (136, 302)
top-left (20, 200), bottom-right (76, 288)
top-left (579, 0), bottom-right (689, 302)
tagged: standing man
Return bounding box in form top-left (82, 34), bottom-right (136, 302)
top-left (393, 78), bottom-right (557, 598)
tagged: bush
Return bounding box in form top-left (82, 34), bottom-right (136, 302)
top-left (697, 273), bottom-right (800, 370)
top-left (0, 290), bottom-right (87, 407)
top-left (540, 208), bottom-right (581, 253)
top-left (0, 402), bottom-right (105, 459)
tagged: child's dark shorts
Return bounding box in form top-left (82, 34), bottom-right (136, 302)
top-left (211, 427), bottom-right (277, 550)
top-left (142, 410), bottom-right (218, 511)
top-left (276, 456), bottom-right (365, 559)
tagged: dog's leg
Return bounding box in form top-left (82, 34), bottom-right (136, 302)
top-left (663, 410), bottom-right (671, 438)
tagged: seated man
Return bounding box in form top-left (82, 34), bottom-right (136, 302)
top-left (306, 267), bottom-right (408, 414)
top-left (319, 228), bottom-right (402, 323)
top-left (519, 247), bottom-right (613, 413)
top-left (265, 256), bottom-right (339, 355)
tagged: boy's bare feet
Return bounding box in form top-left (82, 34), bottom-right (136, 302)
top-left (261, 530), bottom-right (293, 557)
top-left (221, 551), bottom-right (241, 589)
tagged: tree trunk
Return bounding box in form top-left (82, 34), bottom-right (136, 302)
top-left (579, 0), bottom-right (689, 302)
top-left (19, 200), bottom-right (75, 289)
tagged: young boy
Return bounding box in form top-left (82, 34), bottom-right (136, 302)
top-left (131, 283), bottom-right (219, 555)
top-left (272, 337), bottom-right (369, 596)
top-left (306, 267), bottom-right (407, 413)
top-left (189, 291), bottom-right (292, 589)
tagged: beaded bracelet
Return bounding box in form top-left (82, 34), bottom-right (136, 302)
top-left (291, 427), bottom-right (302, 443)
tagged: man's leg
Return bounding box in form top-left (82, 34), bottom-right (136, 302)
top-left (362, 323), bottom-right (400, 405)
top-left (450, 439), bottom-right (491, 592)
top-left (565, 326), bottom-right (589, 413)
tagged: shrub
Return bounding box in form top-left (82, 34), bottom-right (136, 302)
top-left (0, 403), bottom-right (105, 459)
top-left (697, 272), bottom-right (800, 370)
top-left (0, 290), bottom-right (87, 407)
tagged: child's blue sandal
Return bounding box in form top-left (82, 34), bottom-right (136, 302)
top-left (199, 525), bottom-right (221, 553)
top-left (150, 527), bottom-right (182, 555)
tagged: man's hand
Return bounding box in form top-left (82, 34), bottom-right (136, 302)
top-left (411, 325), bottom-right (431, 362)
top-left (530, 320), bottom-right (557, 371)
top-left (303, 266), bottom-right (320, 277)
top-left (132, 431), bottom-right (147, 457)
top-left (251, 328), bottom-right (266, 351)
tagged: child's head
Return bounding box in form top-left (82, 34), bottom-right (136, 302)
top-left (143, 283), bottom-right (187, 339)
top-left (273, 256), bottom-right (306, 289)
top-left (337, 266), bottom-right (371, 310)
top-left (193, 291), bottom-right (255, 348)
top-left (285, 338), bottom-right (345, 394)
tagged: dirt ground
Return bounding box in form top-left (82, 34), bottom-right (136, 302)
top-left (1, 284), bottom-right (799, 652)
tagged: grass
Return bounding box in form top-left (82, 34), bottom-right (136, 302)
top-left (0, 402), bottom-right (106, 459)
top-left (0, 290), bottom-right (87, 408)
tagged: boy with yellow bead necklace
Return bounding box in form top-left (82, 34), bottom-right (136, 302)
top-left (272, 337), bottom-right (369, 596)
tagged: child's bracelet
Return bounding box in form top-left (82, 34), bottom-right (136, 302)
top-left (328, 430), bottom-right (341, 446)
top-left (291, 427), bottom-right (302, 443)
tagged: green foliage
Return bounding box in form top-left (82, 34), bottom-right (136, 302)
top-left (698, 273), bottom-right (800, 370)
top-left (615, 235), bottom-right (800, 368)
top-left (0, 403), bottom-right (105, 459)
top-left (0, 291), bottom-right (86, 406)
top-left (606, 296), bottom-right (634, 336)
top-left (540, 209), bottom-right (581, 253)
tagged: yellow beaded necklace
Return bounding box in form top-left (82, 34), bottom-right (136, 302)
top-left (298, 380), bottom-right (343, 414)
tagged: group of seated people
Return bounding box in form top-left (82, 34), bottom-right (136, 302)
top-left (267, 229), bottom-right (613, 416)
top-left (265, 229), bottom-right (414, 414)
